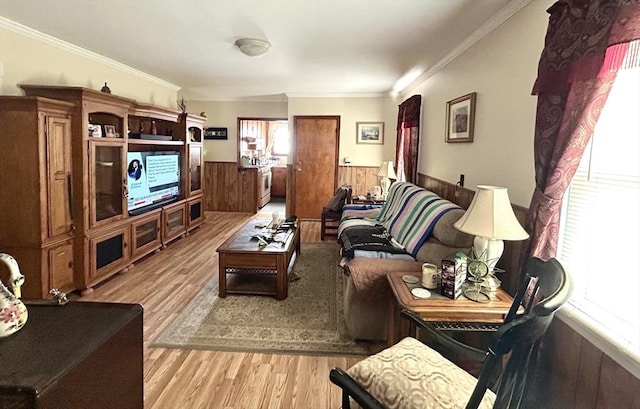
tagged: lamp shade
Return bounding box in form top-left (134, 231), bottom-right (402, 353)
top-left (454, 185), bottom-right (528, 240)
top-left (377, 161), bottom-right (397, 179)
top-left (235, 38), bottom-right (271, 57)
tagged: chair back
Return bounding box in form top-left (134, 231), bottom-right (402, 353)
top-left (467, 257), bottom-right (573, 409)
top-left (344, 186), bottom-right (353, 205)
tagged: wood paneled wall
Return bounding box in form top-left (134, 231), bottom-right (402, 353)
top-left (337, 166), bottom-right (380, 198)
top-left (536, 319), bottom-right (640, 409)
top-left (204, 162), bottom-right (257, 213)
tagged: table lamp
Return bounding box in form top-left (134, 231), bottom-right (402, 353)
top-left (453, 185), bottom-right (529, 274)
top-left (377, 161), bottom-right (397, 199)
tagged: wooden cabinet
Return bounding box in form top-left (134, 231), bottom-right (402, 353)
top-left (48, 240), bottom-right (75, 292)
top-left (0, 302), bottom-right (143, 409)
top-left (162, 199), bottom-right (187, 246)
top-left (0, 96), bottom-right (76, 299)
top-left (20, 85), bottom-right (135, 294)
top-left (130, 209), bottom-right (162, 263)
top-left (271, 166), bottom-right (287, 197)
top-left (187, 196), bottom-right (204, 231)
top-left (87, 223), bottom-right (130, 286)
top-left (17, 85), bottom-right (206, 295)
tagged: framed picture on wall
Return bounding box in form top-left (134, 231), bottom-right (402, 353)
top-left (356, 122), bottom-right (384, 144)
top-left (445, 92), bottom-right (476, 143)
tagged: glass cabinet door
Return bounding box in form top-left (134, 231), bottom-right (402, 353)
top-left (91, 142), bottom-right (125, 226)
top-left (189, 144), bottom-right (202, 194)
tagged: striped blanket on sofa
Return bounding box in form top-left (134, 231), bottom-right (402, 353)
top-left (374, 182), bottom-right (461, 257)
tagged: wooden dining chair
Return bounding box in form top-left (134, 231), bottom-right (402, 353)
top-left (330, 257), bottom-right (573, 409)
top-left (321, 185), bottom-right (352, 240)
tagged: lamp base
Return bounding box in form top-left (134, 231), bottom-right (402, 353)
top-left (473, 236), bottom-right (504, 273)
top-left (380, 177), bottom-right (391, 199)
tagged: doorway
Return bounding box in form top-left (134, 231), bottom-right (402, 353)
top-left (237, 118), bottom-right (289, 212)
top-left (293, 116), bottom-right (340, 220)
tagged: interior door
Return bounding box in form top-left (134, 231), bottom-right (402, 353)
top-left (293, 116), bottom-right (339, 219)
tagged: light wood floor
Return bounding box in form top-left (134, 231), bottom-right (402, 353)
top-left (80, 211), bottom-right (362, 409)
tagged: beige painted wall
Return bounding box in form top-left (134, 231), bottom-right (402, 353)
top-left (287, 96), bottom-right (398, 167)
top-left (191, 96), bottom-right (397, 166)
top-left (404, 0), bottom-right (553, 206)
top-left (0, 25), bottom-right (178, 107)
top-left (186, 100), bottom-right (287, 162)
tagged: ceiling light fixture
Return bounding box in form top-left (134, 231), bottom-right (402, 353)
top-left (234, 38), bottom-right (271, 57)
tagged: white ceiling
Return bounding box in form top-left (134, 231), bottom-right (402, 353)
top-left (0, 0), bottom-right (522, 101)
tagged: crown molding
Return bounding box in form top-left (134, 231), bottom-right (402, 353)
top-left (0, 16), bottom-right (180, 91)
top-left (285, 92), bottom-right (386, 99)
top-left (400, 0), bottom-right (534, 97)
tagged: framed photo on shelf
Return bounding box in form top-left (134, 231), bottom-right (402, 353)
top-left (356, 122), bottom-right (384, 145)
top-left (104, 125), bottom-right (117, 138)
top-left (88, 123), bottom-right (102, 137)
top-left (445, 92), bottom-right (476, 143)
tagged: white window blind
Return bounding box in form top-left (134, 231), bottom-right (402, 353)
top-left (557, 65), bottom-right (640, 357)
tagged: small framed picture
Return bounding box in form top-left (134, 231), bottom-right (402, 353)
top-left (104, 125), bottom-right (117, 138)
top-left (356, 122), bottom-right (384, 145)
top-left (445, 92), bottom-right (476, 143)
top-left (88, 123), bottom-right (102, 137)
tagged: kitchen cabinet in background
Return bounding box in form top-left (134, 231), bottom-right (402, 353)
top-left (271, 166), bottom-right (286, 197)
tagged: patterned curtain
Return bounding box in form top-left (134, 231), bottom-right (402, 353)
top-left (523, 0), bottom-right (640, 262)
top-left (395, 95), bottom-right (422, 184)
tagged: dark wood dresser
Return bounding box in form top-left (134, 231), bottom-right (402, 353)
top-left (0, 301), bottom-right (143, 409)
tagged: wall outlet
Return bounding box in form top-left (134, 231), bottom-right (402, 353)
top-left (458, 174), bottom-right (465, 187)
top-left (343, 157), bottom-right (351, 164)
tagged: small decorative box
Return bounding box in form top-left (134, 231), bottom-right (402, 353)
top-left (440, 254), bottom-right (467, 299)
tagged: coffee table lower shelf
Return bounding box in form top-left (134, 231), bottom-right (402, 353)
top-left (221, 254), bottom-right (298, 299)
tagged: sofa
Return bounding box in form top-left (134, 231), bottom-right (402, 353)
top-left (338, 182), bottom-right (473, 341)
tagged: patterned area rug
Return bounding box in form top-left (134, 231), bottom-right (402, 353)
top-left (151, 243), bottom-right (371, 356)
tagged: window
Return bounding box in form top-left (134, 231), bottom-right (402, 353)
top-left (271, 123), bottom-right (290, 156)
top-left (557, 65), bottom-right (640, 361)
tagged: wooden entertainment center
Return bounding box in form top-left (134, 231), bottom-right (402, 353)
top-left (0, 86), bottom-right (205, 298)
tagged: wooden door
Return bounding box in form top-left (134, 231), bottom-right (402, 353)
top-left (293, 116), bottom-right (339, 219)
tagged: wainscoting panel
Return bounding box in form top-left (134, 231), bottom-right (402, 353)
top-left (337, 165), bottom-right (380, 198)
top-left (538, 318), bottom-right (640, 409)
top-left (204, 162), bottom-right (256, 213)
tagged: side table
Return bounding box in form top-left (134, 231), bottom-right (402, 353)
top-left (386, 271), bottom-right (516, 346)
top-left (352, 195), bottom-right (386, 205)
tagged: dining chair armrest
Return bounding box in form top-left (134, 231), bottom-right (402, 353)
top-left (329, 367), bottom-right (387, 409)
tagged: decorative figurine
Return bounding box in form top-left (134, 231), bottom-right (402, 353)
top-left (199, 111), bottom-right (207, 118)
top-left (101, 82), bottom-right (111, 94)
top-left (0, 253), bottom-right (28, 338)
top-left (177, 97), bottom-right (186, 113)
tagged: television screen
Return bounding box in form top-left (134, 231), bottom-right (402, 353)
top-left (127, 151), bottom-right (180, 215)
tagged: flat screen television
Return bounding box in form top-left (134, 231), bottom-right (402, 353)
top-left (127, 151), bottom-right (180, 216)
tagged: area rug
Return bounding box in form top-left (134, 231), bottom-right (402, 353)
top-left (151, 243), bottom-right (371, 356)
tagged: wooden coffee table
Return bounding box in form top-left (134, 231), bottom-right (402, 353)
top-left (217, 218), bottom-right (300, 300)
top-left (386, 271), bottom-right (517, 346)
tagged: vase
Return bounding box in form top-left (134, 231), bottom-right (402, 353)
top-left (0, 253), bottom-right (28, 338)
